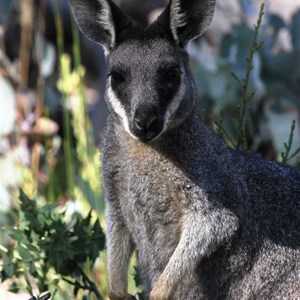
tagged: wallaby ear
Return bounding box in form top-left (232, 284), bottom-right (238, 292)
top-left (157, 0), bottom-right (216, 48)
top-left (70, 0), bottom-right (134, 53)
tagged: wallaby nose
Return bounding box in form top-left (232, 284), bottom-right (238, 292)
top-left (134, 115), bottom-right (158, 132)
top-left (132, 113), bottom-right (162, 142)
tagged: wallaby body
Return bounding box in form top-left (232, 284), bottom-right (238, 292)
top-left (103, 111), bottom-right (300, 299)
top-left (71, 0), bottom-right (300, 299)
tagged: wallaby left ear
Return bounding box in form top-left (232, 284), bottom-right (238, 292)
top-left (157, 0), bottom-right (216, 48)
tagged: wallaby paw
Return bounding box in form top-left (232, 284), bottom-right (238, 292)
top-left (149, 283), bottom-right (170, 300)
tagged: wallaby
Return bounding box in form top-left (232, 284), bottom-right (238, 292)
top-left (70, 0), bottom-right (300, 299)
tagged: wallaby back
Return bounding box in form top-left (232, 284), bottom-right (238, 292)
top-left (70, 0), bottom-right (300, 299)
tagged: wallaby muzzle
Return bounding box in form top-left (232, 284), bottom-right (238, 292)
top-left (131, 107), bottom-right (164, 142)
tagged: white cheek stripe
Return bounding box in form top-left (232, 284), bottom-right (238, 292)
top-left (107, 85), bottom-right (138, 140)
top-left (163, 77), bottom-right (186, 132)
top-left (107, 75), bottom-right (185, 139)
top-left (107, 76), bottom-right (186, 141)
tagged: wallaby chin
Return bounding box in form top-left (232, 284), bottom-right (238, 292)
top-left (71, 0), bottom-right (300, 299)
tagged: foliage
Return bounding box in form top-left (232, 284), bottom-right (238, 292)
top-left (234, 3), bottom-right (265, 151)
top-left (1, 190), bottom-right (105, 299)
top-left (0, 0), bottom-right (106, 298)
top-left (193, 3), bottom-right (300, 163)
top-left (215, 3), bottom-right (265, 151)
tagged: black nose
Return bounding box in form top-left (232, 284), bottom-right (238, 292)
top-left (134, 115), bottom-right (158, 132)
top-left (132, 112), bottom-right (162, 142)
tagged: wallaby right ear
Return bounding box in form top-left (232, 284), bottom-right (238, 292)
top-left (157, 0), bottom-right (216, 48)
top-left (70, 0), bottom-right (134, 53)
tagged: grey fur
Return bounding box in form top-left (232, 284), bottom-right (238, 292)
top-left (70, 0), bottom-right (300, 299)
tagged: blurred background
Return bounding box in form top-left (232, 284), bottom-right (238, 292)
top-left (0, 0), bottom-right (300, 299)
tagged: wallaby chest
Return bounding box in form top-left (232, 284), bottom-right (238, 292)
top-left (104, 134), bottom-right (188, 285)
top-left (117, 137), bottom-right (184, 238)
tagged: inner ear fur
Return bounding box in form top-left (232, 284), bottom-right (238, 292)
top-left (157, 0), bottom-right (216, 48)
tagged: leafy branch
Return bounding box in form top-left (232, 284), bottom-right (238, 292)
top-left (62, 263), bottom-right (103, 300)
top-left (215, 3), bottom-right (265, 151)
top-left (233, 3), bottom-right (265, 151)
top-left (214, 120), bottom-right (236, 149)
top-left (0, 190), bottom-right (105, 299)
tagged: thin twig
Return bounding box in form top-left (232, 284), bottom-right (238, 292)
top-left (76, 264), bottom-right (103, 300)
top-left (20, 0), bottom-right (34, 85)
top-left (236, 3), bottom-right (265, 151)
top-left (281, 120), bottom-right (300, 163)
top-left (214, 121), bottom-right (236, 149)
top-left (61, 263), bottom-right (103, 300)
top-left (62, 277), bottom-right (89, 291)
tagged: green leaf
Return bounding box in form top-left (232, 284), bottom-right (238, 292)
top-left (3, 254), bottom-right (15, 278)
top-left (8, 229), bottom-right (25, 242)
top-left (88, 219), bottom-right (105, 262)
top-left (220, 34), bottom-right (234, 58)
top-left (291, 10), bottom-right (300, 51)
top-left (267, 52), bottom-right (299, 79)
top-left (40, 204), bottom-right (57, 220)
top-left (82, 210), bottom-right (93, 228)
top-left (16, 245), bottom-right (32, 261)
top-left (269, 14), bottom-right (285, 31)
top-left (0, 0), bottom-right (14, 23)
top-left (91, 219), bottom-right (105, 248)
top-left (18, 211), bottom-right (30, 232)
top-left (19, 189), bottom-right (33, 206)
top-left (29, 262), bottom-right (38, 277)
top-left (9, 282), bottom-right (19, 293)
top-left (50, 249), bottom-right (64, 273)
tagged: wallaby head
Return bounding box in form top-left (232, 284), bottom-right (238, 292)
top-left (70, 0), bottom-right (215, 142)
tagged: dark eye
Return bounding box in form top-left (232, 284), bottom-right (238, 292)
top-left (164, 68), bottom-right (181, 82)
top-left (109, 71), bottom-right (125, 86)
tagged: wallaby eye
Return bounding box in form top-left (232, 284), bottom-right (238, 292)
top-left (163, 68), bottom-right (181, 82)
top-left (109, 71), bottom-right (126, 86)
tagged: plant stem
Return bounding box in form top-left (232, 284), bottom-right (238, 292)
top-left (281, 120), bottom-right (300, 163)
top-left (53, 0), bottom-right (75, 197)
top-left (236, 3), bottom-right (265, 151)
top-left (70, 15), bottom-right (93, 155)
top-left (76, 264), bottom-right (103, 299)
top-left (214, 121), bottom-right (236, 149)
